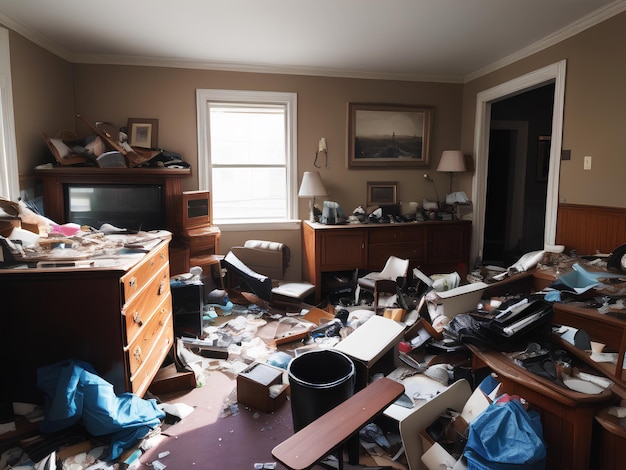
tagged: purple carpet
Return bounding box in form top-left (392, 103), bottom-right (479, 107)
top-left (139, 370), bottom-right (299, 469)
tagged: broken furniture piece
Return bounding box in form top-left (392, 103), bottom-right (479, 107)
top-left (229, 239), bottom-right (315, 307)
top-left (272, 377), bottom-right (404, 470)
top-left (356, 255), bottom-right (409, 304)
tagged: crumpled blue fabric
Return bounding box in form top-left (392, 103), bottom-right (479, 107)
top-left (464, 398), bottom-right (546, 469)
top-left (37, 359), bottom-right (165, 460)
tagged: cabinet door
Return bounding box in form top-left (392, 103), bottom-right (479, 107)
top-left (319, 230), bottom-right (367, 270)
top-left (427, 223), bottom-right (469, 265)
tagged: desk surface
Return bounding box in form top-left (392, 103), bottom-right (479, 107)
top-left (468, 343), bottom-right (614, 405)
top-left (0, 231), bottom-right (171, 274)
top-left (272, 377), bottom-right (404, 470)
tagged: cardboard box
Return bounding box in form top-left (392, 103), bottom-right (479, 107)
top-left (419, 385), bottom-right (491, 470)
top-left (237, 362), bottom-right (289, 413)
top-left (427, 282), bottom-right (488, 319)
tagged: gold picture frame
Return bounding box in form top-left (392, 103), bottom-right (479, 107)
top-left (348, 103), bottom-right (432, 168)
top-left (367, 181), bottom-right (398, 206)
top-left (127, 118), bottom-right (159, 149)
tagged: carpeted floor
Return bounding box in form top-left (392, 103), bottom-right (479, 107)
top-left (139, 368), bottom-right (403, 470)
top-left (140, 370), bottom-right (296, 469)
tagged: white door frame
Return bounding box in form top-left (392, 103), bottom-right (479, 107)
top-left (471, 60), bottom-right (566, 265)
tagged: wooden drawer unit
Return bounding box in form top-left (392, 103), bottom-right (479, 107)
top-left (302, 220), bottom-right (471, 302)
top-left (127, 293), bottom-right (173, 386)
top-left (0, 238), bottom-right (174, 404)
top-left (122, 242), bottom-right (169, 301)
top-left (367, 225), bottom-right (426, 269)
top-left (123, 263), bottom-right (171, 345)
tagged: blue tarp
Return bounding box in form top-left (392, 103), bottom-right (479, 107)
top-left (37, 360), bottom-right (165, 460)
top-left (464, 397), bottom-right (546, 470)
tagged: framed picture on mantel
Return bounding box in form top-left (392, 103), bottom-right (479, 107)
top-left (347, 103), bottom-right (432, 168)
top-left (127, 118), bottom-right (159, 149)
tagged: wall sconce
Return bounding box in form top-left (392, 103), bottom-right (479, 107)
top-left (314, 137), bottom-right (328, 168)
top-left (298, 171), bottom-right (328, 222)
top-left (423, 173), bottom-right (440, 206)
top-left (436, 150), bottom-right (466, 195)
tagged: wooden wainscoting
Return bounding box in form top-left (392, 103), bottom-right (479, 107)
top-left (556, 204), bottom-right (626, 255)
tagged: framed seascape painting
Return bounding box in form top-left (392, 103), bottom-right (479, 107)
top-left (347, 103), bottom-right (432, 168)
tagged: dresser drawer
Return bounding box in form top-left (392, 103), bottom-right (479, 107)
top-left (123, 263), bottom-right (171, 345)
top-left (368, 226), bottom-right (425, 244)
top-left (187, 233), bottom-right (217, 253)
top-left (121, 242), bottom-right (169, 303)
top-left (126, 293), bottom-right (173, 379)
top-left (130, 309), bottom-right (174, 396)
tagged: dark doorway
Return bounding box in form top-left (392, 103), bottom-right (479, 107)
top-left (483, 84), bottom-right (555, 267)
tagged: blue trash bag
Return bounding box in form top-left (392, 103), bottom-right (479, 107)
top-left (464, 397), bottom-right (546, 470)
top-left (37, 359), bottom-right (165, 460)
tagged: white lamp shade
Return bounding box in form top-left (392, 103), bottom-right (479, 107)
top-left (436, 150), bottom-right (466, 172)
top-left (298, 171), bottom-right (328, 198)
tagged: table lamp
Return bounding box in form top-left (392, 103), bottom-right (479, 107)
top-left (436, 150), bottom-right (466, 195)
top-left (298, 171), bottom-right (328, 222)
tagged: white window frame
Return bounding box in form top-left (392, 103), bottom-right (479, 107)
top-left (0, 27), bottom-right (19, 200)
top-left (196, 89), bottom-right (299, 231)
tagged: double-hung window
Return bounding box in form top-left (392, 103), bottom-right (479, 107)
top-left (196, 89), bottom-right (298, 229)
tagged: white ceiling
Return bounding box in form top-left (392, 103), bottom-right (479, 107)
top-left (0, 0), bottom-right (624, 83)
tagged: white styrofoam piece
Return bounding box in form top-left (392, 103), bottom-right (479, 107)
top-left (334, 314), bottom-right (404, 365)
top-left (430, 282), bottom-right (488, 319)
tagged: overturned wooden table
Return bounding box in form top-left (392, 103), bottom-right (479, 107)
top-left (272, 377), bottom-right (404, 470)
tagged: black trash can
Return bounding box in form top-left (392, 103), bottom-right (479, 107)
top-left (288, 349), bottom-right (355, 432)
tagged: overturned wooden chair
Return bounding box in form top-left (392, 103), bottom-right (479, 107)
top-left (230, 239), bottom-right (316, 306)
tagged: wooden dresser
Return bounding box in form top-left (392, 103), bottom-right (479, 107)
top-left (0, 238), bottom-right (174, 405)
top-left (302, 220), bottom-right (471, 302)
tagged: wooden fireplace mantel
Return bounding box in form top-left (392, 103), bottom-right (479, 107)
top-left (34, 166), bottom-right (192, 234)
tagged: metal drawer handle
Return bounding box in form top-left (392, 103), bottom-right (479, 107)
top-left (158, 282), bottom-right (165, 295)
top-left (133, 311), bottom-right (143, 327)
top-left (133, 346), bottom-right (143, 363)
top-left (129, 277), bottom-right (136, 288)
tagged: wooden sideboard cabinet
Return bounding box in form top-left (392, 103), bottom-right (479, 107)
top-left (302, 220), bottom-right (471, 302)
top-left (0, 239), bottom-right (174, 405)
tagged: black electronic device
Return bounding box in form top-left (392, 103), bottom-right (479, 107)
top-left (64, 183), bottom-right (165, 231)
top-left (221, 251), bottom-right (272, 302)
top-left (319, 201), bottom-right (347, 225)
top-left (171, 282), bottom-right (204, 338)
top-left (607, 243), bottom-right (626, 272)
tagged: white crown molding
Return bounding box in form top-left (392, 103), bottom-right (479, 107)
top-left (0, 12), bottom-right (73, 62)
top-left (464, 0), bottom-right (626, 83)
top-left (69, 53), bottom-right (464, 84)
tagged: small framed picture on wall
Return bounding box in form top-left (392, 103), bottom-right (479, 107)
top-left (367, 181), bottom-right (398, 206)
top-left (127, 118), bottom-right (159, 149)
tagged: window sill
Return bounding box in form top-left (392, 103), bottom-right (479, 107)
top-left (214, 219), bottom-right (302, 232)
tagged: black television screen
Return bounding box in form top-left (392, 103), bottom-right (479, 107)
top-left (64, 184), bottom-right (166, 231)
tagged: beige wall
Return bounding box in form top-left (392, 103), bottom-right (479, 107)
top-left (71, 67), bottom-right (462, 278)
top-left (459, 11), bottom-right (626, 208)
top-left (70, 65), bottom-right (463, 209)
top-left (8, 29), bottom-right (74, 189)
top-left (7, 12), bottom-right (626, 277)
